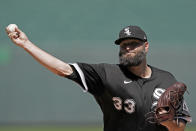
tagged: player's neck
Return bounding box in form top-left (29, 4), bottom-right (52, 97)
top-left (128, 59), bottom-right (152, 78)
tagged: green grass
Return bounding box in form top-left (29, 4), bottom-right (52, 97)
top-left (0, 126), bottom-right (195, 131)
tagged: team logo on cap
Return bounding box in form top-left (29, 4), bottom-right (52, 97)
top-left (124, 27), bottom-right (131, 36)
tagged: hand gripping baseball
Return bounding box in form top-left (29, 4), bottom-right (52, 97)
top-left (6, 24), bottom-right (29, 48)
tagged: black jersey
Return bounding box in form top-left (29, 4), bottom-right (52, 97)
top-left (67, 63), bottom-right (191, 131)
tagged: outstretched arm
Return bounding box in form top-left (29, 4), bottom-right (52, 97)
top-left (6, 25), bottom-right (73, 77)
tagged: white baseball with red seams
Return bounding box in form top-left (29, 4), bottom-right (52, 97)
top-left (7, 24), bottom-right (18, 32)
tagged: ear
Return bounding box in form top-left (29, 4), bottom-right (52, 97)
top-left (144, 42), bottom-right (149, 52)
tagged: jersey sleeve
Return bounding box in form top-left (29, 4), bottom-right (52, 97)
top-left (175, 100), bottom-right (192, 123)
top-left (66, 63), bottom-right (106, 95)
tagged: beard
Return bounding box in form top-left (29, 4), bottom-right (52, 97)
top-left (119, 49), bottom-right (146, 67)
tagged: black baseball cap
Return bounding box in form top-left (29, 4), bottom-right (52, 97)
top-left (115, 25), bottom-right (147, 45)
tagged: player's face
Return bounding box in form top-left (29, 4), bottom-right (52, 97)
top-left (119, 39), bottom-right (148, 67)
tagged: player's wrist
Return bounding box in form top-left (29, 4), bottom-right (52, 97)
top-left (22, 40), bottom-right (34, 50)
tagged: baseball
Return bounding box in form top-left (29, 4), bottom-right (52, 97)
top-left (7, 24), bottom-right (18, 33)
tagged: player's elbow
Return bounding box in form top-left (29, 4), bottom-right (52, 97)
top-left (55, 64), bottom-right (73, 77)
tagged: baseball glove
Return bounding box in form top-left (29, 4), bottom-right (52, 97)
top-left (154, 82), bottom-right (187, 123)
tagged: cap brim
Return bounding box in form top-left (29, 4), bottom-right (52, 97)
top-left (115, 37), bottom-right (147, 45)
top-left (115, 37), bottom-right (131, 45)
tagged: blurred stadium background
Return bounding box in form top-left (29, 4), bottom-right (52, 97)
top-left (0, 0), bottom-right (195, 130)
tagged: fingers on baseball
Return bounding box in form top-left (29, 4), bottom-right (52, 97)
top-left (8, 32), bottom-right (19, 40)
top-left (15, 27), bottom-right (22, 33)
top-left (6, 26), bottom-right (21, 37)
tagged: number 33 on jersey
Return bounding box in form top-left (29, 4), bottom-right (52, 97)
top-left (112, 97), bottom-right (136, 114)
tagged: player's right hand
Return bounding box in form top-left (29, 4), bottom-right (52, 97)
top-left (6, 26), bottom-right (30, 48)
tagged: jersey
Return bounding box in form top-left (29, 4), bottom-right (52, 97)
top-left (66, 63), bottom-right (191, 131)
